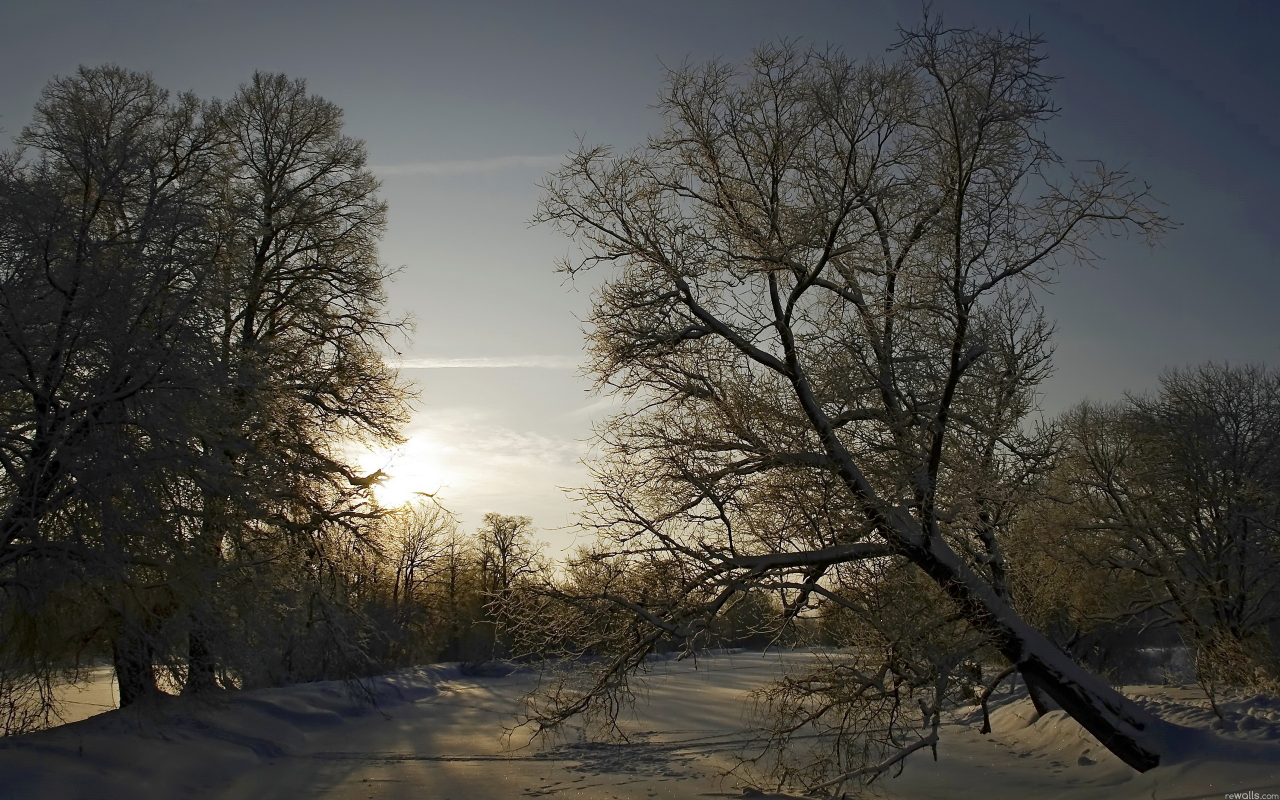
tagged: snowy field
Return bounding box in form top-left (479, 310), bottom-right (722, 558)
top-left (2, 652), bottom-right (1279, 799)
top-left (50, 666), bottom-right (119, 726)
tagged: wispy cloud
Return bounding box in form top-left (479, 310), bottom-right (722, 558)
top-left (372, 154), bottom-right (563, 177)
top-left (565, 396), bottom-right (624, 419)
top-left (393, 355), bottom-right (579, 370)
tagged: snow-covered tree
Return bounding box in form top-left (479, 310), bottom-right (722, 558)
top-left (0, 66), bottom-right (411, 720)
top-left (180, 71), bottom-right (410, 695)
top-left (0, 65), bottom-right (225, 713)
top-left (527, 17), bottom-right (1178, 780)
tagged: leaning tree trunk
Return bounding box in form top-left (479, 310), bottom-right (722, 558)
top-left (795, 372), bottom-right (1177, 771)
top-left (905, 531), bottom-right (1169, 771)
top-left (1023, 672), bottom-right (1061, 717)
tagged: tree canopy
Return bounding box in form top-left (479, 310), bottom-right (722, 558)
top-left (0, 65), bottom-right (409, 718)
top-left (527, 19), bottom-right (1176, 780)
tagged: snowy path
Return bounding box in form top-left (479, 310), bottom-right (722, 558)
top-left (216, 655), bottom-right (780, 800)
top-left (3, 652), bottom-right (1280, 799)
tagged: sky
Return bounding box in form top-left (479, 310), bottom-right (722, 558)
top-left (2, 0), bottom-right (1277, 551)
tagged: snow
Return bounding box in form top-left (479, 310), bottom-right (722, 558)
top-left (52, 666), bottom-right (119, 725)
top-left (1, 653), bottom-right (1278, 799)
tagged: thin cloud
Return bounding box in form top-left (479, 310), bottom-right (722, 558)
top-left (565, 396), bottom-right (624, 418)
top-left (393, 355), bottom-right (578, 369)
top-left (372, 154), bottom-right (563, 177)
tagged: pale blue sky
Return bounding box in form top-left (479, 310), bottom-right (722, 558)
top-left (3, 0), bottom-right (1276, 548)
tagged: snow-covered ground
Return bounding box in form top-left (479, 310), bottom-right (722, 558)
top-left (44, 666), bottom-right (121, 727)
top-left (2, 652), bottom-right (1278, 799)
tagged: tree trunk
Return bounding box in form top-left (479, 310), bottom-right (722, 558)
top-left (800, 384), bottom-right (1175, 771)
top-left (113, 632), bottom-right (158, 708)
top-left (1024, 671), bottom-right (1060, 717)
top-left (183, 616), bottom-right (218, 694)
top-left (184, 491), bottom-right (225, 695)
top-left (908, 534), bottom-right (1168, 771)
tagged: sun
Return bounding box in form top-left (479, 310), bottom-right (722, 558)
top-left (353, 434), bottom-right (453, 508)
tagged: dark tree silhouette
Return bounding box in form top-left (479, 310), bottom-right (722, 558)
top-left (0, 66), bottom-right (410, 718)
top-left (1059, 365), bottom-right (1280, 693)
top-left (181, 71), bottom-right (409, 695)
top-left (0, 66), bottom-right (224, 710)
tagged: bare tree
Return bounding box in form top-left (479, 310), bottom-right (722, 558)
top-left (0, 67), bottom-right (413, 719)
top-left (0, 65), bottom-right (224, 711)
top-left (387, 502), bottom-right (457, 614)
top-left (1058, 364), bottom-right (1280, 694)
top-left (476, 513), bottom-right (543, 658)
top-left (373, 500), bottom-right (458, 663)
top-left (529, 17), bottom-right (1179, 780)
top-left (477, 514), bottom-right (539, 597)
top-left (181, 71), bottom-right (411, 694)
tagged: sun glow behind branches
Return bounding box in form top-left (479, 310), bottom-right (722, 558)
top-left (347, 408), bottom-right (591, 546)
top-left (354, 434), bottom-right (454, 509)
